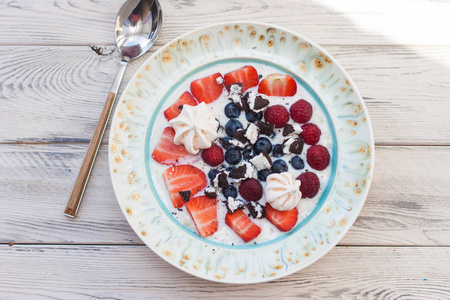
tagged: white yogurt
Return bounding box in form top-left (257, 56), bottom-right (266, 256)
top-left (148, 62), bottom-right (333, 245)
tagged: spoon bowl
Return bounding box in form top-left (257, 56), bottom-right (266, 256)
top-left (64, 0), bottom-right (163, 218)
top-left (116, 0), bottom-right (163, 62)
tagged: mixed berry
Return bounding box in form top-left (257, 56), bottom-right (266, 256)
top-left (151, 65), bottom-right (331, 244)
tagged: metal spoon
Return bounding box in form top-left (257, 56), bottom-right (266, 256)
top-left (64, 0), bottom-right (163, 218)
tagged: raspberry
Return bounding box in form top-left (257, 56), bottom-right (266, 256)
top-left (264, 105), bottom-right (289, 128)
top-left (297, 172), bottom-right (320, 198)
top-left (306, 145), bottom-right (330, 171)
top-left (290, 99), bottom-right (312, 123)
top-left (239, 178), bottom-right (263, 201)
top-left (299, 123), bottom-right (321, 145)
top-left (201, 144), bottom-right (224, 167)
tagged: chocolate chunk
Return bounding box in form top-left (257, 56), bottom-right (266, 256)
top-left (225, 197), bottom-right (248, 215)
top-left (261, 151), bottom-right (273, 167)
top-left (240, 94), bottom-right (250, 113)
top-left (229, 164), bottom-right (247, 179)
top-left (248, 201), bottom-right (266, 219)
top-left (289, 139), bottom-right (304, 154)
top-left (178, 190), bottom-right (191, 202)
top-left (204, 188), bottom-right (217, 199)
top-left (217, 171), bottom-right (229, 188)
top-left (253, 95), bottom-right (270, 111)
top-left (282, 124), bottom-right (295, 136)
top-left (233, 129), bottom-right (248, 145)
top-left (256, 120), bottom-right (275, 137)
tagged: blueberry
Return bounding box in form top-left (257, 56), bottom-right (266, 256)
top-left (290, 156), bottom-right (305, 170)
top-left (243, 149), bottom-right (254, 161)
top-left (253, 137), bottom-right (272, 155)
top-left (258, 169), bottom-right (272, 181)
top-left (221, 137), bottom-right (232, 149)
top-left (208, 169), bottom-right (220, 180)
top-left (225, 148), bottom-right (242, 165)
top-left (224, 103), bottom-right (241, 118)
top-left (225, 166), bottom-right (235, 172)
top-left (271, 159), bottom-right (288, 173)
top-left (246, 110), bottom-right (263, 123)
top-left (272, 144), bottom-right (285, 158)
top-left (225, 119), bottom-right (243, 137)
top-left (222, 185), bottom-right (238, 198)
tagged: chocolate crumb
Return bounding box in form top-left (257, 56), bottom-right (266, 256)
top-left (282, 124), bottom-right (295, 136)
top-left (178, 105), bottom-right (184, 111)
top-left (240, 94), bottom-right (250, 113)
top-left (248, 202), bottom-right (266, 219)
top-left (178, 190), bottom-right (191, 202)
top-left (217, 172), bottom-right (229, 188)
top-left (289, 139), bottom-right (304, 154)
top-left (253, 95), bottom-right (269, 111)
top-left (261, 151), bottom-right (273, 167)
top-left (233, 129), bottom-right (248, 144)
top-left (205, 190), bottom-right (217, 198)
top-left (256, 120), bottom-right (275, 137)
top-left (229, 164), bottom-right (247, 179)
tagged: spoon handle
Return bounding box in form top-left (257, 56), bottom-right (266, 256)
top-left (65, 61), bottom-right (128, 218)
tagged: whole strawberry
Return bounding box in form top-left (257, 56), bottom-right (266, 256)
top-left (264, 105), bottom-right (290, 128)
top-left (306, 145), bottom-right (330, 170)
top-left (201, 144), bottom-right (224, 167)
top-left (297, 172), bottom-right (320, 198)
top-left (299, 123), bottom-right (321, 145)
top-left (290, 99), bottom-right (312, 123)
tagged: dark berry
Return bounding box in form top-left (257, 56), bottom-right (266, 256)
top-left (245, 110), bottom-right (263, 123)
top-left (297, 172), bottom-right (320, 198)
top-left (271, 159), bottom-right (288, 173)
top-left (208, 169), bottom-right (220, 180)
top-left (253, 137), bottom-right (272, 155)
top-left (290, 99), bottom-right (313, 123)
top-left (239, 178), bottom-right (263, 201)
top-left (272, 144), bottom-right (285, 158)
top-left (290, 156), bottom-right (305, 170)
top-left (225, 148), bottom-right (242, 165)
top-left (221, 137), bottom-right (232, 149)
top-left (222, 185), bottom-right (238, 198)
top-left (243, 149), bottom-right (254, 160)
top-left (225, 119), bottom-right (243, 137)
top-left (257, 169), bottom-right (272, 181)
top-left (224, 102), bottom-right (241, 118)
top-left (201, 145), bottom-right (224, 167)
top-left (264, 105), bottom-right (289, 128)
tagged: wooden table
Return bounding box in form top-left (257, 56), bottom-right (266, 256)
top-left (1, 0), bottom-right (450, 298)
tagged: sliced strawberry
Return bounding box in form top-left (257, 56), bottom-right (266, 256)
top-left (190, 72), bottom-right (224, 104)
top-left (152, 127), bottom-right (197, 165)
top-left (265, 203), bottom-right (298, 232)
top-left (258, 73), bottom-right (297, 97)
top-left (223, 66), bottom-right (259, 92)
top-left (225, 210), bottom-right (262, 242)
top-left (185, 195), bottom-right (218, 237)
top-left (163, 165), bottom-right (207, 208)
top-left (164, 91), bottom-right (198, 121)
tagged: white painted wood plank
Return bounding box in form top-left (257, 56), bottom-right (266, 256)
top-left (0, 245), bottom-right (448, 299)
top-left (1, 144), bottom-right (449, 245)
top-left (1, 46), bottom-right (450, 144)
top-left (1, 0), bottom-right (449, 46)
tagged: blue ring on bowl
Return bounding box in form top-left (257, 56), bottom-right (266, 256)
top-left (144, 57), bottom-right (338, 250)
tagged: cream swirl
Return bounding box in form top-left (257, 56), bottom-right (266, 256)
top-left (265, 172), bottom-right (302, 211)
top-left (169, 102), bottom-right (219, 154)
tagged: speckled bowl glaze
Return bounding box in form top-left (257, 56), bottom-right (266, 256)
top-left (108, 22), bottom-right (374, 284)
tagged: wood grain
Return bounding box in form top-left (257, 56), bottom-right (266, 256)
top-left (1, 144), bottom-right (449, 245)
top-left (1, 46), bottom-right (450, 145)
top-left (0, 244), bottom-right (448, 299)
top-left (0, 0), bottom-right (449, 46)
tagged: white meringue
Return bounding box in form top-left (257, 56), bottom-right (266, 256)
top-left (265, 172), bottom-right (302, 211)
top-left (169, 102), bottom-right (219, 154)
